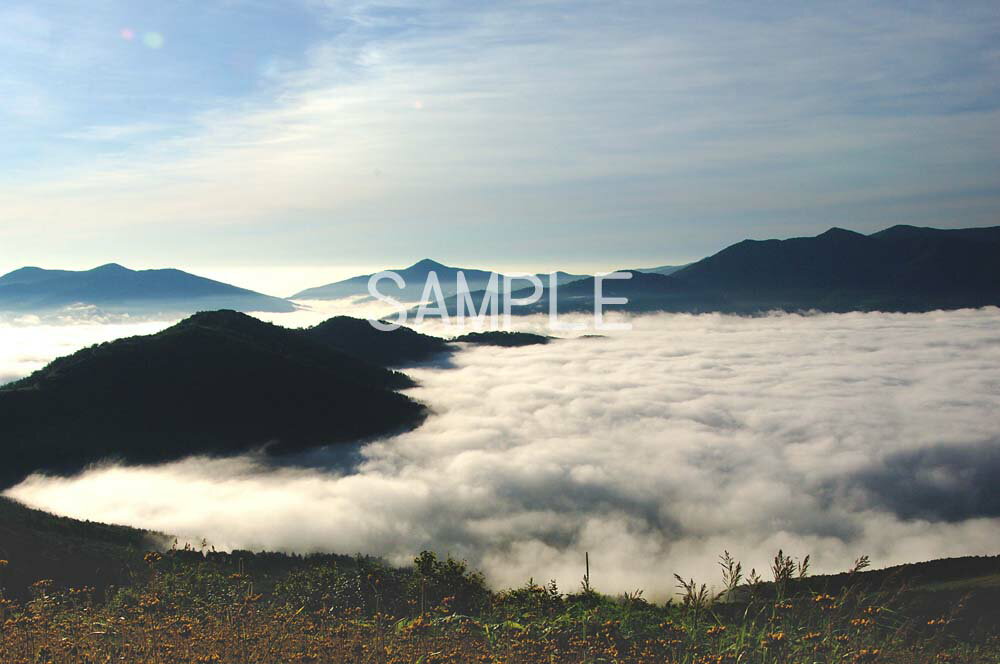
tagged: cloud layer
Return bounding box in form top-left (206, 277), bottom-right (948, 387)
top-left (7, 308), bottom-right (1000, 597)
top-left (0, 313), bottom-right (172, 385)
top-left (3, 1), bottom-right (1000, 267)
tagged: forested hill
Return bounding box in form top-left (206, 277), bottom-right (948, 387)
top-left (0, 311), bottom-right (425, 488)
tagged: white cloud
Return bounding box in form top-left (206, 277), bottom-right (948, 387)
top-left (7, 308), bottom-right (1000, 598)
top-left (62, 122), bottom-right (171, 142)
top-left (0, 315), bottom-right (174, 385)
top-left (2, 1), bottom-right (999, 265)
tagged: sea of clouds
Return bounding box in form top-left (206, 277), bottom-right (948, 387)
top-left (0, 312), bottom-right (174, 386)
top-left (4, 307), bottom-right (1000, 597)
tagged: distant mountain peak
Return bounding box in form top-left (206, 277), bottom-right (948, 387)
top-left (818, 227), bottom-right (864, 239)
top-left (0, 265), bottom-right (295, 314)
top-left (869, 224), bottom-right (936, 239)
top-left (182, 309), bottom-right (254, 327)
top-left (0, 266), bottom-right (74, 287)
top-left (91, 263), bottom-right (131, 272)
top-left (0, 266), bottom-right (44, 279)
top-left (871, 224), bottom-right (1000, 241)
top-left (876, 224), bottom-right (921, 234)
top-left (408, 258), bottom-right (448, 270)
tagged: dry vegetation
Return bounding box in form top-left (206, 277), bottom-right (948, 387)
top-left (1, 546), bottom-right (998, 663)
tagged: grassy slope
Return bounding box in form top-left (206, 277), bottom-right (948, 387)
top-left (0, 497), bottom-right (157, 599)
top-left (2, 494), bottom-right (998, 602)
top-left (1, 499), bottom-right (999, 662)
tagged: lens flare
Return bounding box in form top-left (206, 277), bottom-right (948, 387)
top-left (143, 32), bottom-right (165, 49)
top-left (119, 28), bottom-right (135, 41)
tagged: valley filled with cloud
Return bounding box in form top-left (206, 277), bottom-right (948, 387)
top-left (4, 308), bottom-right (1000, 597)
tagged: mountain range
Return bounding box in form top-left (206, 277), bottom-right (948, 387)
top-left (0, 264), bottom-right (295, 315)
top-left (4, 224), bottom-right (999, 317)
top-left (419, 225), bottom-right (1000, 316)
top-left (666, 224), bottom-right (1000, 312)
top-left (290, 258), bottom-right (587, 301)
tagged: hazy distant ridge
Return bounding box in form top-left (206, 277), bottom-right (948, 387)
top-left (421, 224), bottom-right (1000, 316)
top-left (291, 258), bottom-right (587, 301)
top-left (0, 263), bottom-right (295, 314)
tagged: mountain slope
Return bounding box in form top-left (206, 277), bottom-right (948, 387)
top-left (634, 264), bottom-right (690, 275)
top-left (0, 496), bottom-right (155, 599)
top-left (2, 489), bottom-right (999, 623)
top-left (302, 316), bottom-right (453, 366)
top-left (417, 225), bottom-right (1000, 317)
top-left (670, 225), bottom-right (1000, 311)
top-left (291, 259), bottom-right (498, 301)
top-left (290, 259), bottom-right (587, 302)
top-left (421, 270), bottom-right (728, 317)
top-left (0, 264), bottom-right (296, 314)
top-left (0, 311), bottom-right (425, 488)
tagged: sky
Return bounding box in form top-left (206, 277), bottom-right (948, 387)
top-left (2, 0), bottom-right (1000, 278)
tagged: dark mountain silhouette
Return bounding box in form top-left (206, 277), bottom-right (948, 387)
top-left (421, 225), bottom-right (1000, 317)
top-left (0, 264), bottom-right (295, 314)
top-left (550, 270), bottom-right (727, 312)
top-left (453, 331), bottom-right (550, 346)
top-left (0, 311), bottom-right (424, 488)
top-left (302, 316), bottom-right (453, 367)
top-left (536, 270), bottom-right (591, 286)
top-left (300, 316), bottom-right (558, 365)
top-left (291, 259), bottom-right (497, 301)
top-left (290, 259), bottom-right (586, 302)
top-left (420, 270), bottom-right (727, 317)
top-left (634, 263), bottom-right (690, 275)
top-left (668, 224), bottom-right (1000, 312)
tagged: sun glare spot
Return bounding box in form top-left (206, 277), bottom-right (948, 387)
top-left (143, 31), bottom-right (165, 49)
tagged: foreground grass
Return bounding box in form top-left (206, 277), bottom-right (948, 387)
top-left (2, 548), bottom-right (998, 663)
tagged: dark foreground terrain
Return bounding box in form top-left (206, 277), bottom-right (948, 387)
top-left (1, 497), bottom-right (998, 663)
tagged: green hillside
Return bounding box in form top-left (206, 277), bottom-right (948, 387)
top-left (1, 497), bottom-right (998, 662)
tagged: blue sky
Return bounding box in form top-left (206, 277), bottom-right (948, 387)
top-left (2, 0), bottom-right (999, 276)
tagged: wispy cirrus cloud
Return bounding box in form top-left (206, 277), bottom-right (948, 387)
top-left (2, 1), bottom-right (999, 267)
top-left (61, 122), bottom-right (173, 142)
